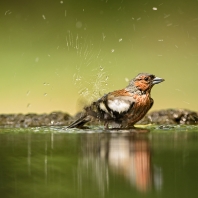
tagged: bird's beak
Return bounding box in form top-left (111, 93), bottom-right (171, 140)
top-left (152, 76), bottom-right (165, 85)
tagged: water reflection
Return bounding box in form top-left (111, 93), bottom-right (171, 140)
top-left (1, 128), bottom-right (198, 198)
top-left (78, 133), bottom-right (160, 195)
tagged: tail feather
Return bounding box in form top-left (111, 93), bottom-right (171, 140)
top-left (67, 115), bottom-right (91, 128)
top-left (67, 100), bottom-right (102, 129)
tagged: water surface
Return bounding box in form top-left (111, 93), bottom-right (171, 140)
top-left (0, 126), bottom-right (198, 198)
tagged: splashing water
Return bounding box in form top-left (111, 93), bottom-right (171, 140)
top-left (65, 32), bottom-right (110, 108)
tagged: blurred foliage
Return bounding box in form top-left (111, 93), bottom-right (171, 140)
top-left (0, 0), bottom-right (198, 114)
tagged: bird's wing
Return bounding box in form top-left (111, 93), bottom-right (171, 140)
top-left (98, 89), bottom-right (135, 114)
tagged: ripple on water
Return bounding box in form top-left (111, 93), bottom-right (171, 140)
top-left (0, 125), bottom-right (197, 134)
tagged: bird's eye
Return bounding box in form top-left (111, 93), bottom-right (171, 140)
top-left (144, 77), bottom-right (149, 81)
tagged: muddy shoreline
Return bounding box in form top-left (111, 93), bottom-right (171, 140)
top-left (0, 109), bottom-right (197, 128)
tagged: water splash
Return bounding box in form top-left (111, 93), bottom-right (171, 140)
top-left (65, 32), bottom-right (110, 108)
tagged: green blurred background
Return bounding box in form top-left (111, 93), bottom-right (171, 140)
top-left (1, 0), bottom-right (198, 115)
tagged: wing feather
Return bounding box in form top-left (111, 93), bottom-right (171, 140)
top-left (106, 89), bottom-right (135, 114)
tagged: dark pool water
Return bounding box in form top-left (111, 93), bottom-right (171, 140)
top-left (0, 126), bottom-right (198, 198)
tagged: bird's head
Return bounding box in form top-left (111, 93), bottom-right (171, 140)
top-left (126, 73), bottom-right (165, 93)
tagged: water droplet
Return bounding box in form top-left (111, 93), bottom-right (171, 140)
top-left (105, 76), bottom-right (109, 81)
top-left (125, 78), bottom-right (129, 82)
top-left (27, 103), bottom-right (31, 108)
top-left (183, 101), bottom-right (190, 105)
top-left (44, 93), bottom-right (47, 96)
top-left (119, 38), bottom-right (122, 42)
top-left (153, 7), bottom-right (157, 10)
top-left (43, 82), bottom-right (46, 85)
top-left (5, 10), bottom-right (12, 15)
top-left (76, 77), bottom-right (81, 81)
top-left (99, 66), bottom-right (104, 71)
top-left (76, 21), bottom-right (82, 29)
top-left (102, 33), bottom-right (106, 41)
top-left (26, 90), bottom-right (30, 96)
top-left (42, 15), bottom-right (46, 20)
top-left (111, 49), bottom-right (115, 53)
top-left (60, 0), bottom-right (63, 4)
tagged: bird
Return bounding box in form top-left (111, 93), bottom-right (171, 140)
top-left (67, 73), bottom-right (164, 129)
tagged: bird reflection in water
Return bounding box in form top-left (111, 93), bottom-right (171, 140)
top-left (107, 134), bottom-right (151, 192)
top-left (77, 131), bottom-right (160, 195)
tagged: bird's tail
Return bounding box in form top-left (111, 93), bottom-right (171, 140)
top-left (67, 114), bottom-right (91, 128)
